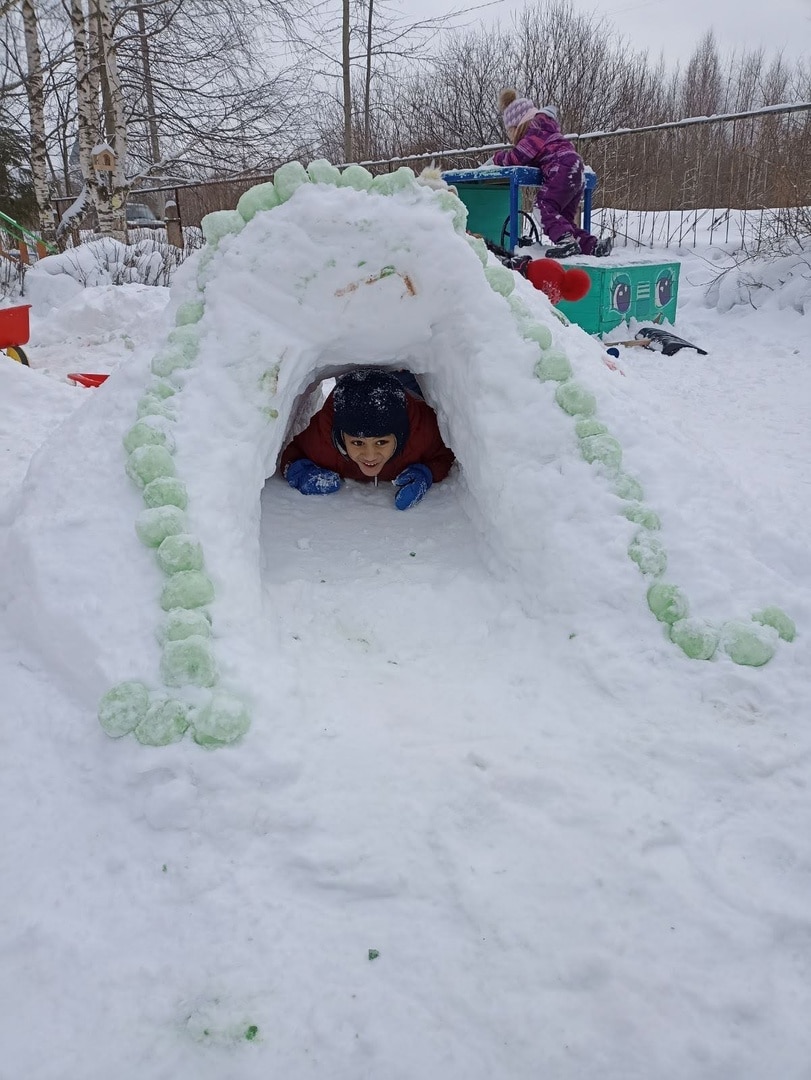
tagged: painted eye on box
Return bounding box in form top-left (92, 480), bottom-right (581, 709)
top-left (611, 275), bottom-right (631, 314)
top-left (656, 270), bottom-right (674, 307)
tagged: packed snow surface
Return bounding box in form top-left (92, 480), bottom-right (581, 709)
top-left (0, 176), bottom-right (809, 1079)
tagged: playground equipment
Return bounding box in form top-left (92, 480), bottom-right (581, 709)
top-left (557, 262), bottom-right (681, 335)
top-left (0, 303), bottom-right (31, 366)
top-left (440, 165), bottom-right (597, 253)
top-left (0, 210), bottom-right (57, 265)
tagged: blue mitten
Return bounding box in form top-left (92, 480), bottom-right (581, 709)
top-left (392, 463), bottom-right (432, 511)
top-left (285, 458), bottom-right (342, 495)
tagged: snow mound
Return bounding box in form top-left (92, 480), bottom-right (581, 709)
top-left (1, 163), bottom-right (796, 748)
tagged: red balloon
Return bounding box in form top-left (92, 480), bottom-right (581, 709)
top-left (560, 268), bottom-right (591, 302)
top-left (526, 259), bottom-right (565, 304)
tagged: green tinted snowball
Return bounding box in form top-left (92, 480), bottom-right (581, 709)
top-left (628, 532), bottom-right (667, 577)
top-left (134, 699), bottom-right (190, 746)
top-left (167, 325), bottom-right (200, 362)
top-left (339, 164), bottom-right (373, 191)
top-left (720, 620), bottom-right (777, 667)
top-left (575, 418), bottom-right (608, 438)
top-left (143, 476), bottom-right (188, 510)
top-left (467, 235), bottom-right (489, 267)
top-left (623, 503), bottom-right (661, 529)
top-left (151, 380), bottom-right (176, 400)
top-left (752, 606), bottom-right (795, 642)
top-left (647, 582), bottom-right (689, 625)
top-left (484, 264), bottom-right (515, 296)
top-left (151, 346), bottom-right (194, 378)
top-left (192, 693), bottom-right (251, 747)
top-left (522, 322), bottom-right (554, 350)
top-left (126, 444), bottom-right (175, 489)
top-left (371, 167), bottom-right (415, 196)
top-left (273, 161), bottom-right (309, 202)
top-left (237, 181), bottom-right (279, 222)
top-left (136, 393), bottom-right (175, 420)
top-left (175, 300), bottom-right (204, 326)
top-left (98, 681), bottom-right (149, 737)
top-left (535, 348), bottom-right (571, 382)
top-left (160, 608), bottom-right (212, 643)
top-left (160, 635), bottom-right (218, 688)
top-left (161, 570), bottom-right (215, 611)
top-left (614, 473), bottom-right (645, 501)
top-left (670, 618), bottom-right (719, 660)
top-left (123, 419), bottom-right (175, 455)
top-left (135, 505), bottom-right (187, 547)
top-left (201, 209), bottom-right (244, 245)
top-left (434, 189), bottom-right (467, 232)
top-left (580, 434), bottom-right (622, 473)
top-left (157, 533), bottom-right (204, 574)
top-left (555, 380), bottom-right (596, 417)
top-left (307, 159), bottom-right (342, 185)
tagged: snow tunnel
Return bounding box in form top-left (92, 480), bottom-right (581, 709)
top-left (2, 162), bottom-right (792, 748)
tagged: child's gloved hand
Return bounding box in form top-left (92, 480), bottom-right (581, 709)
top-left (285, 458), bottom-right (342, 495)
top-left (392, 463), bottom-right (432, 510)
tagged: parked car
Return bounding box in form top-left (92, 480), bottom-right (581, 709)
top-left (126, 202), bottom-right (162, 229)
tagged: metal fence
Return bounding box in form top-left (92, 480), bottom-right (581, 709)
top-left (54, 103), bottom-right (811, 253)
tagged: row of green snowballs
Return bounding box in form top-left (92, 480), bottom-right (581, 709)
top-left (198, 159), bottom-right (469, 250)
top-left (97, 298), bottom-right (251, 747)
top-left (470, 243), bottom-right (796, 666)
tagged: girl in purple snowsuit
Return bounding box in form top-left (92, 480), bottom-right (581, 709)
top-left (492, 88), bottom-right (611, 259)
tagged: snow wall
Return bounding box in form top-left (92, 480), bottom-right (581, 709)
top-left (0, 162), bottom-right (794, 748)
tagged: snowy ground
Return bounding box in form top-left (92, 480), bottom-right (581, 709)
top-left (1, 199), bottom-right (810, 1080)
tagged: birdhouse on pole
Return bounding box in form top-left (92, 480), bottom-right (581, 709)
top-left (92, 143), bottom-right (116, 172)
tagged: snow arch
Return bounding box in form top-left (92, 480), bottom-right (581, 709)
top-left (3, 162), bottom-right (793, 748)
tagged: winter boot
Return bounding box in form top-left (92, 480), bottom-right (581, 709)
top-left (594, 235), bottom-right (613, 257)
top-left (545, 234), bottom-right (581, 259)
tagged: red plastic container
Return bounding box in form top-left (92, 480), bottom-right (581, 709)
top-left (0, 304), bottom-right (31, 349)
top-left (67, 373), bottom-right (110, 388)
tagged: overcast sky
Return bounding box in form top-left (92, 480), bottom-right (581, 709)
top-left (406, 0), bottom-right (811, 67)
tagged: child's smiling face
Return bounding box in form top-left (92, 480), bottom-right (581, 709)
top-left (342, 433), bottom-right (397, 477)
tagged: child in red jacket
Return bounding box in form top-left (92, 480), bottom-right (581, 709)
top-left (492, 88), bottom-right (612, 259)
top-left (280, 369), bottom-right (454, 511)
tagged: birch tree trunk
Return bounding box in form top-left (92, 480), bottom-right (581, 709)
top-left (20, 0), bottom-right (58, 243)
top-left (91, 0), bottom-right (127, 239)
top-left (342, 0), bottom-right (352, 161)
top-left (69, 0), bottom-right (102, 227)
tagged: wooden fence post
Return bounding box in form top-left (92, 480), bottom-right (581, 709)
top-left (164, 199), bottom-right (183, 249)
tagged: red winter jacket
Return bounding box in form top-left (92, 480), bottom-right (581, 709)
top-left (279, 389), bottom-right (455, 484)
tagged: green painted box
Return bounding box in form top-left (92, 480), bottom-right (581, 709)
top-left (556, 262), bottom-right (680, 334)
top-left (456, 185), bottom-right (511, 248)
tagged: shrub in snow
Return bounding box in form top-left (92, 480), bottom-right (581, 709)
top-left (34, 235), bottom-right (184, 288)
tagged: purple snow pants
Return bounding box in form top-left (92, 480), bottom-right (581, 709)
top-left (536, 150), bottom-right (596, 255)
